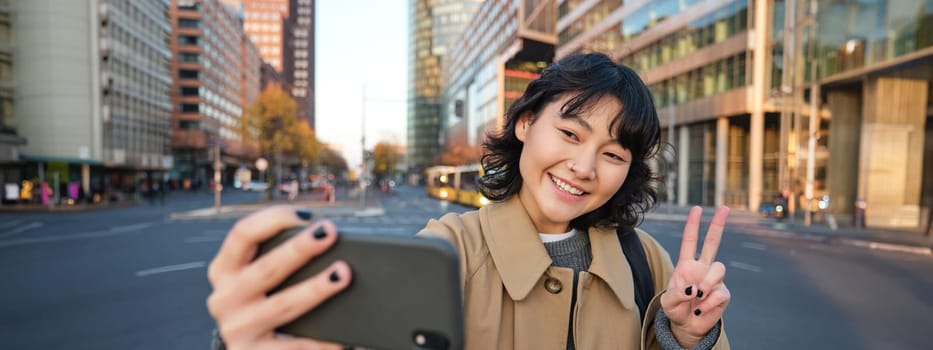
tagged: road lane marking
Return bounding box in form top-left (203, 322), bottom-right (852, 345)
top-left (135, 261), bottom-right (206, 277)
top-left (185, 236), bottom-right (224, 243)
top-left (729, 261), bottom-right (762, 273)
top-left (0, 222), bottom-right (154, 248)
top-left (741, 242), bottom-right (768, 251)
top-left (0, 222), bottom-right (44, 238)
top-left (0, 220), bottom-right (22, 229)
top-left (110, 223), bottom-right (153, 233)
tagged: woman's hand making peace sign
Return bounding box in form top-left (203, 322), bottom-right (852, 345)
top-left (660, 206), bottom-right (731, 348)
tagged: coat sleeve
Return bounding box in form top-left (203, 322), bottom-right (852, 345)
top-left (416, 211), bottom-right (487, 293)
top-left (636, 230), bottom-right (730, 350)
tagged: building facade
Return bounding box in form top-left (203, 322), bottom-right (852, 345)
top-left (283, 0), bottom-right (314, 128)
top-left (407, 0), bottom-right (483, 174)
top-left (0, 0), bottom-right (26, 195)
top-left (7, 0), bottom-right (173, 203)
top-left (170, 0), bottom-right (261, 188)
top-left (442, 0), bottom-right (557, 155)
top-left (556, 0), bottom-right (933, 230)
top-left (241, 0), bottom-right (287, 71)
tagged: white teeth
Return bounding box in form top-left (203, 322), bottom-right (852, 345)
top-left (551, 175), bottom-right (584, 196)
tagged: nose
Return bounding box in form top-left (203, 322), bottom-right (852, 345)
top-left (570, 156), bottom-right (596, 180)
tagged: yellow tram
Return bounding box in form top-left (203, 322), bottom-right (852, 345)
top-left (425, 164), bottom-right (489, 208)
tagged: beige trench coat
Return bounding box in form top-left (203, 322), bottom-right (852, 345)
top-left (418, 197), bottom-right (729, 349)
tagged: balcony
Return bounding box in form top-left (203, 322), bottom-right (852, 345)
top-left (99, 2), bottom-right (109, 26)
top-left (100, 38), bottom-right (111, 61)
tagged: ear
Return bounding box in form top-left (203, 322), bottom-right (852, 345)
top-left (514, 112), bottom-right (532, 142)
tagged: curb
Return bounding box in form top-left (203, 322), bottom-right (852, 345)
top-left (169, 204), bottom-right (385, 221)
top-left (646, 212), bottom-right (933, 256)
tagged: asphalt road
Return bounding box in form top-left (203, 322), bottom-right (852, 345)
top-left (1, 186), bottom-right (931, 349)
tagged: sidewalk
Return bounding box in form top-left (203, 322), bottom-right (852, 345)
top-left (168, 187), bottom-right (385, 221)
top-left (647, 204), bottom-right (933, 256)
top-left (0, 198), bottom-right (140, 213)
top-left (173, 190), bottom-right (933, 256)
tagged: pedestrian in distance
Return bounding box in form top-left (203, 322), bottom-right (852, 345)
top-left (206, 52), bottom-right (733, 349)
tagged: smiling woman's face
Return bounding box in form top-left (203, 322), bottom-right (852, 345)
top-left (514, 93), bottom-right (632, 234)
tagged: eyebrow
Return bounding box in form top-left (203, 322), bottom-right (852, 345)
top-left (560, 112), bottom-right (593, 132)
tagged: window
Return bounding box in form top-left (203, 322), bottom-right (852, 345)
top-left (180, 104), bottom-right (199, 113)
top-left (178, 19), bottom-right (200, 28)
top-left (179, 35), bottom-right (200, 45)
top-left (179, 120), bottom-right (200, 130)
top-left (179, 53), bottom-right (200, 63)
top-left (180, 87), bottom-right (199, 96)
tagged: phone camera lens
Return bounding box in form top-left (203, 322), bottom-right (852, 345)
top-left (411, 330), bottom-right (450, 349)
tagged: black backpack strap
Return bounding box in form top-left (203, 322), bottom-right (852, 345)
top-left (616, 226), bottom-right (655, 322)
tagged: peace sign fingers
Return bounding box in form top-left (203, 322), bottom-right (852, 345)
top-left (677, 206), bottom-right (730, 265)
top-left (678, 206), bottom-right (703, 263)
top-left (699, 206), bottom-right (730, 264)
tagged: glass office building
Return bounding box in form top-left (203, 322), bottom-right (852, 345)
top-left (407, 0), bottom-right (482, 174)
top-left (557, 0), bottom-right (933, 229)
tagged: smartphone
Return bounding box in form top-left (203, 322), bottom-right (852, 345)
top-left (256, 227), bottom-right (464, 350)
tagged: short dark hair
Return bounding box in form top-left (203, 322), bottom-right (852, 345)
top-left (479, 52), bottom-right (661, 229)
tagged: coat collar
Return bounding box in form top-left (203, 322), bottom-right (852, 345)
top-left (479, 196), bottom-right (553, 301)
top-left (479, 196), bottom-right (637, 310)
top-left (587, 225), bottom-right (637, 311)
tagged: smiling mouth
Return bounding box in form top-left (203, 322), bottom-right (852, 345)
top-left (550, 174), bottom-right (586, 196)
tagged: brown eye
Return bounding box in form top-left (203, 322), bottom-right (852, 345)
top-left (604, 152), bottom-right (626, 162)
top-left (560, 129), bottom-right (578, 141)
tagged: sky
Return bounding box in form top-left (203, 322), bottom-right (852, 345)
top-left (315, 0), bottom-right (409, 170)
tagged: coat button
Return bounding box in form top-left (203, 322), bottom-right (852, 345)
top-left (544, 277), bottom-right (562, 294)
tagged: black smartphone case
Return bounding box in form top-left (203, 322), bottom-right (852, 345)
top-left (257, 228), bottom-right (464, 350)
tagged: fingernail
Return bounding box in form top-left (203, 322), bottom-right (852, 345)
top-left (329, 271), bottom-right (340, 283)
top-left (312, 227), bottom-right (327, 240)
top-left (296, 210), bottom-right (313, 221)
top-left (697, 289), bottom-right (704, 299)
top-left (694, 308), bottom-right (702, 316)
top-left (685, 286), bottom-right (693, 296)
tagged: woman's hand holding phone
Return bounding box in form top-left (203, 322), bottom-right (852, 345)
top-left (206, 206), bottom-right (350, 350)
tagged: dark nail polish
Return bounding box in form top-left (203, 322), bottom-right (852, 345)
top-left (296, 210), bottom-right (313, 221)
top-left (694, 308), bottom-right (702, 316)
top-left (685, 286), bottom-right (693, 296)
top-left (697, 289), bottom-right (704, 299)
top-left (312, 227), bottom-right (327, 240)
top-left (329, 271), bottom-right (340, 282)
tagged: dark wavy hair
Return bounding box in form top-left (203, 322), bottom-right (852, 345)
top-left (479, 52), bottom-right (661, 229)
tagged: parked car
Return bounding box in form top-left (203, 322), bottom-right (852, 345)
top-left (243, 181), bottom-right (269, 191)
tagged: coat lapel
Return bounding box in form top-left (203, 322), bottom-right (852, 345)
top-left (479, 197), bottom-right (553, 301)
top-left (586, 226), bottom-right (637, 311)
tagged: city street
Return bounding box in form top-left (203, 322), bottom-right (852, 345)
top-left (1, 186), bottom-right (932, 349)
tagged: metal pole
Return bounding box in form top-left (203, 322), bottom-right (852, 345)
top-left (53, 172), bottom-right (59, 208)
top-left (360, 84), bottom-right (367, 208)
top-left (804, 0), bottom-right (819, 226)
top-left (667, 105), bottom-right (675, 213)
top-left (214, 145), bottom-right (222, 213)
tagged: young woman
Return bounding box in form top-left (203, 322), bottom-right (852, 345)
top-left (206, 53), bottom-right (732, 350)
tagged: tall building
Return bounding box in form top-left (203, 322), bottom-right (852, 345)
top-left (237, 0), bottom-right (314, 127)
top-left (10, 0), bottom-right (173, 199)
top-left (442, 0), bottom-right (557, 152)
top-left (170, 0), bottom-right (262, 187)
top-left (407, 0), bottom-right (483, 173)
top-left (0, 0), bottom-right (26, 191)
top-left (283, 0), bottom-right (314, 128)
top-left (556, 0), bottom-right (933, 230)
top-left (241, 0), bottom-right (287, 71)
